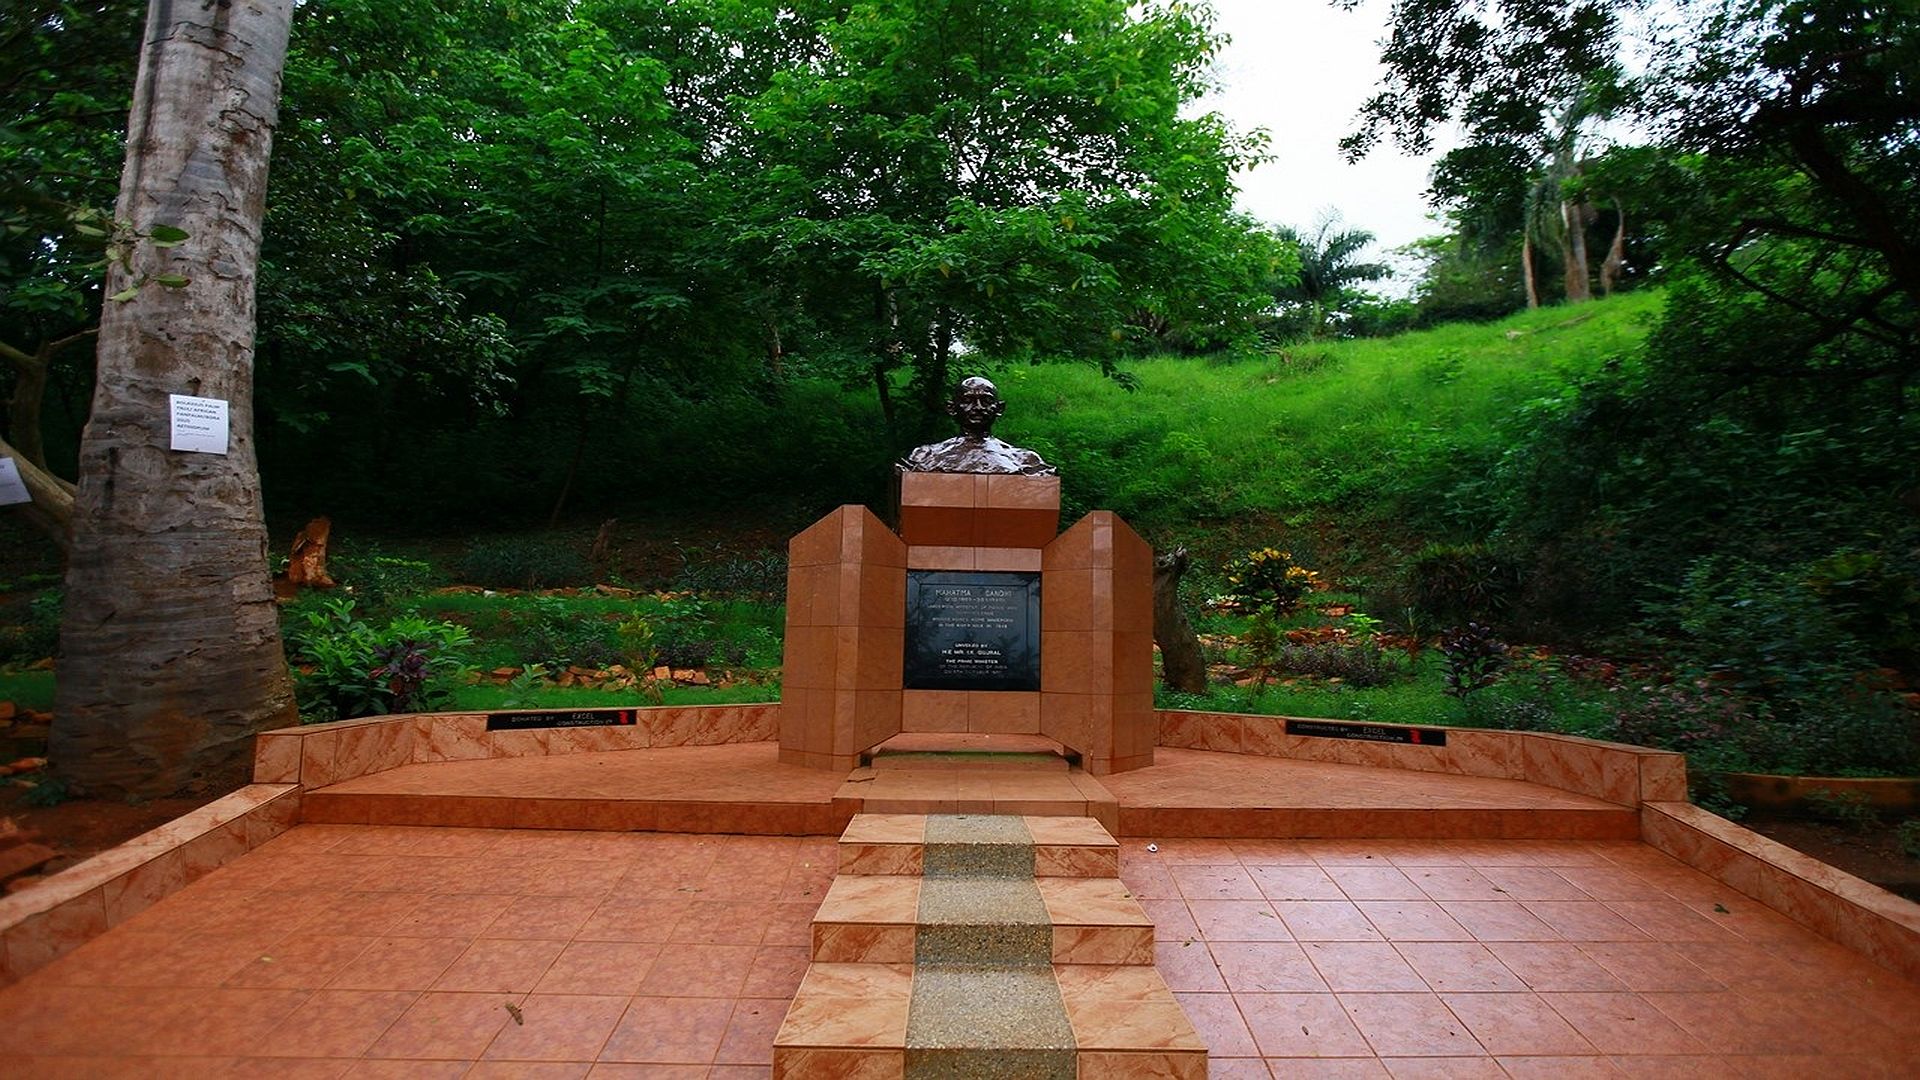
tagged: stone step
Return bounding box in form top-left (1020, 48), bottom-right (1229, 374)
top-left (809, 873), bottom-right (1153, 965)
top-left (771, 961), bottom-right (1206, 1079)
top-left (838, 813), bottom-right (1119, 878)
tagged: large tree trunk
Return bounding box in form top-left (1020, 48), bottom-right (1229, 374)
top-left (52, 0), bottom-right (298, 798)
top-left (1600, 200), bottom-right (1626, 297)
top-left (1521, 233), bottom-right (1540, 310)
top-left (1, 431), bottom-right (75, 553)
top-left (1561, 198), bottom-right (1593, 303)
top-left (1152, 547), bottom-right (1207, 694)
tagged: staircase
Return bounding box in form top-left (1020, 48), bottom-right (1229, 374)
top-left (773, 812), bottom-right (1205, 1078)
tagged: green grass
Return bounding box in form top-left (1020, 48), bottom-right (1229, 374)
top-left (987, 292), bottom-right (1663, 532)
top-left (0, 669), bottom-right (54, 710)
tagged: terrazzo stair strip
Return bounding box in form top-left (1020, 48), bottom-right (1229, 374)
top-left (837, 813), bottom-right (1119, 878)
top-left (904, 964), bottom-right (1076, 1079)
top-left (777, 812), bottom-right (1206, 1078)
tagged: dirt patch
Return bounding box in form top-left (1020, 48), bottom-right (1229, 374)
top-left (1, 783), bottom-right (226, 887)
top-left (1745, 816), bottom-right (1920, 903)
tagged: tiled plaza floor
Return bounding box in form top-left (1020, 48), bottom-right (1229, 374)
top-left (2, 825), bottom-right (1916, 1078)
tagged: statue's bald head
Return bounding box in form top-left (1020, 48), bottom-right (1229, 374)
top-left (948, 376), bottom-right (1005, 437)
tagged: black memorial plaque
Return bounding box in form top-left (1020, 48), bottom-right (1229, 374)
top-left (1285, 718), bottom-right (1448, 746)
top-left (903, 571), bottom-right (1041, 691)
top-left (487, 708), bottom-right (638, 731)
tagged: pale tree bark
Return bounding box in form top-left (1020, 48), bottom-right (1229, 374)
top-left (52, 0), bottom-right (298, 798)
top-left (1521, 234), bottom-right (1540, 310)
top-left (1600, 199), bottom-right (1627, 297)
top-left (1561, 198), bottom-right (1594, 303)
top-left (1, 431), bottom-right (75, 552)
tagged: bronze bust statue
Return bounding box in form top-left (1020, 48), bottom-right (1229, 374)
top-left (898, 376), bottom-right (1057, 476)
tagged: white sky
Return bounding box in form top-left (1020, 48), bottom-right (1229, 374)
top-left (1198, 0), bottom-right (1450, 261)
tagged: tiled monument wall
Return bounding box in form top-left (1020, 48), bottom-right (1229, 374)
top-left (777, 474), bottom-right (1157, 773)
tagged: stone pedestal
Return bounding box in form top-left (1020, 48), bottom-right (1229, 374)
top-left (779, 474), bottom-right (1156, 774)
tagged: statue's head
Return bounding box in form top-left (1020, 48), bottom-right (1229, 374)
top-left (947, 376), bottom-right (1005, 438)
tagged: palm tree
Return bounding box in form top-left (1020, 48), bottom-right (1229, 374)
top-left (1271, 215), bottom-right (1392, 337)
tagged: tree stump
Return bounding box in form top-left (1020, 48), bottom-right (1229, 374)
top-left (1153, 546), bottom-right (1208, 693)
top-left (285, 516), bottom-right (336, 590)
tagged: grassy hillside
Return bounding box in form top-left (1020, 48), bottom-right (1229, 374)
top-left (989, 291), bottom-right (1663, 539)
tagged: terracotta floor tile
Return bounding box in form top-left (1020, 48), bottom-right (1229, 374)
top-left (793, 961), bottom-right (914, 999)
top-left (1478, 866), bottom-right (1594, 901)
top-left (482, 993), bottom-right (627, 1061)
top-left (1521, 902), bottom-right (1653, 942)
top-left (1207, 1059), bottom-right (1277, 1079)
top-left (1498, 1055), bottom-right (1624, 1078)
top-left (1170, 865), bottom-right (1265, 900)
top-left (1605, 900), bottom-right (1745, 943)
top-left (1339, 993), bottom-right (1485, 1058)
top-left (217, 1058), bottom-right (358, 1079)
top-left (1352, 901), bottom-right (1467, 942)
top-left (716, 999), bottom-right (788, 1065)
top-left (433, 938), bottom-right (565, 993)
top-left (1394, 943), bottom-right (1527, 994)
top-left (1250, 865), bottom-right (1347, 901)
top-left (740, 945), bottom-right (811, 997)
top-left (481, 894), bottom-right (603, 940)
top-left (1275, 901), bottom-right (1382, 942)
top-left (225, 934), bottom-right (376, 990)
top-left (466, 1063), bottom-right (592, 1079)
top-left (1579, 942), bottom-right (1725, 992)
top-left (768, 992), bottom-right (908, 1048)
top-left (1257, 1059), bottom-right (1389, 1078)
top-left (534, 941), bottom-right (661, 995)
top-left (1406, 868), bottom-right (1507, 903)
top-left (634, 943), bottom-right (758, 998)
top-left (1378, 1057), bottom-right (1506, 1079)
top-left (338, 1060), bottom-right (469, 1079)
top-left (1236, 992), bottom-right (1373, 1057)
top-left (141, 987), bottom-right (316, 1057)
top-left (364, 991), bottom-right (520, 1059)
top-left (1140, 898), bottom-right (1201, 940)
top-left (289, 893), bottom-right (430, 938)
top-left (577, 899), bottom-right (691, 942)
top-left (1648, 942), bottom-right (1801, 995)
top-left (1440, 992), bottom-right (1597, 1056)
top-left (1325, 866), bottom-right (1425, 901)
top-left (257, 989), bottom-right (418, 1058)
top-left (327, 936), bottom-right (469, 991)
top-left (1301, 942), bottom-right (1429, 993)
top-left (386, 894), bottom-right (518, 939)
top-left (1541, 992), bottom-right (1710, 1056)
top-left (1436, 901), bottom-right (1563, 942)
top-left (1212, 941), bottom-right (1331, 993)
top-left (1483, 943), bottom-right (1628, 993)
top-left (1155, 939), bottom-right (1228, 991)
top-left (668, 900), bottom-right (776, 945)
top-left (1190, 899), bottom-right (1293, 941)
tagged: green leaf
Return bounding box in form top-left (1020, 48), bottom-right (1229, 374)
top-left (108, 286), bottom-right (140, 302)
top-left (148, 224), bottom-right (190, 244)
top-left (154, 274), bottom-right (191, 288)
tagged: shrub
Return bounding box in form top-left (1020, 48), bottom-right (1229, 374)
top-left (1899, 820), bottom-right (1920, 861)
top-left (0, 589), bottom-right (61, 664)
top-left (288, 597), bottom-right (471, 722)
top-left (1440, 623), bottom-right (1508, 698)
top-left (1270, 641), bottom-right (1409, 687)
top-left (1224, 548), bottom-right (1321, 618)
top-left (672, 546), bottom-right (787, 599)
top-left (1409, 543), bottom-right (1518, 627)
top-left (460, 536), bottom-right (594, 590)
top-left (507, 596), bottom-right (623, 669)
top-left (331, 544), bottom-right (440, 608)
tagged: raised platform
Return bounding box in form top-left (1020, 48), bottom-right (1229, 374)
top-left (300, 741), bottom-right (1636, 840)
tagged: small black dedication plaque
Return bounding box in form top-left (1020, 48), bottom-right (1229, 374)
top-left (487, 709), bottom-right (638, 732)
top-left (904, 571), bottom-right (1041, 691)
top-left (1286, 718), bottom-right (1448, 746)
